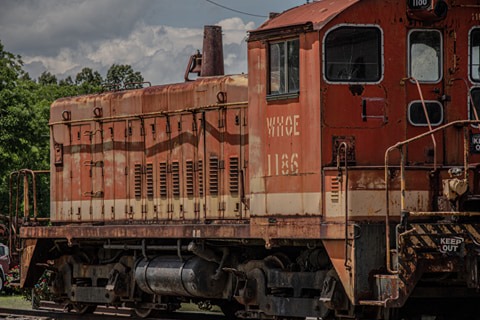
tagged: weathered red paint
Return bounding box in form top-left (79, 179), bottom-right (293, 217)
top-left (18, 0), bottom-right (480, 316)
top-left (49, 76), bottom-right (248, 224)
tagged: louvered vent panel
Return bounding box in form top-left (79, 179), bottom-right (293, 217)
top-left (331, 177), bottom-right (340, 203)
top-left (198, 160), bottom-right (204, 197)
top-left (134, 164), bottom-right (142, 198)
top-left (159, 162), bottom-right (167, 198)
top-left (186, 160), bottom-right (194, 196)
top-left (229, 157), bottom-right (239, 193)
top-left (209, 156), bottom-right (219, 195)
top-left (146, 163), bottom-right (154, 198)
top-left (172, 161), bottom-right (180, 197)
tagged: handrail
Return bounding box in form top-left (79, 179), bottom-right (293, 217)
top-left (8, 169), bottom-right (50, 255)
top-left (336, 142), bottom-right (350, 270)
top-left (49, 101), bottom-right (248, 126)
top-left (384, 119), bottom-right (480, 274)
top-left (405, 77), bottom-right (437, 170)
top-left (449, 78), bottom-right (480, 121)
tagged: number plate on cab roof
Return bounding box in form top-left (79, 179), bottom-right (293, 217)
top-left (408, 0), bottom-right (432, 10)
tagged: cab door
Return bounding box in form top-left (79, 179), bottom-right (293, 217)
top-left (404, 28), bottom-right (445, 165)
top-left (322, 25), bottom-right (391, 166)
top-left (467, 27), bottom-right (480, 169)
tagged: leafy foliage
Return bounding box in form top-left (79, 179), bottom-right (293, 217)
top-left (59, 76), bottom-right (74, 86)
top-left (38, 71), bottom-right (57, 85)
top-left (0, 40), bottom-right (143, 216)
top-left (75, 67), bottom-right (103, 93)
top-left (106, 63), bottom-right (144, 89)
top-left (30, 271), bottom-right (52, 306)
top-left (5, 265), bottom-right (20, 294)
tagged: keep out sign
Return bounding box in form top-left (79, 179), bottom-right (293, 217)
top-left (438, 236), bottom-right (464, 254)
top-left (471, 134), bottom-right (480, 154)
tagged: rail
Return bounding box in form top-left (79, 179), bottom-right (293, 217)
top-left (450, 78), bottom-right (480, 121)
top-left (49, 101), bottom-right (249, 126)
top-left (336, 142), bottom-right (351, 270)
top-left (8, 169), bottom-right (49, 255)
top-left (0, 301), bottom-right (227, 320)
top-left (384, 119), bottom-right (480, 274)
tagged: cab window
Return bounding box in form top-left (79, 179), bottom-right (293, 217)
top-left (408, 30), bottom-right (442, 83)
top-left (408, 101), bottom-right (443, 126)
top-left (324, 26), bottom-right (382, 83)
top-left (269, 39), bottom-right (299, 95)
top-left (470, 28), bottom-right (480, 82)
top-left (470, 88), bottom-right (480, 120)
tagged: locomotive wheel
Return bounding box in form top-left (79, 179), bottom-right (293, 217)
top-left (133, 308), bottom-right (162, 318)
top-left (218, 300), bottom-right (242, 319)
top-left (71, 304), bottom-right (96, 314)
top-left (0, 274), bottom-right (4, 292)
top-left (383, 308), bottom-right (400, 320)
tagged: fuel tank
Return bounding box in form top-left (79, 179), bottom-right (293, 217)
top-left (134, 255), bottom-right (228, 298)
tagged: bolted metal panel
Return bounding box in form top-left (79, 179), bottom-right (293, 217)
top-left (51, 76), bottom-right (248, 223)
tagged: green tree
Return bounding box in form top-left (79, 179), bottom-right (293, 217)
top-left (75, 67), bottom-right (102, 86)
top-left (105, 64), bottom-right (144, 89)
top-left (59, 76), bottom-right (73, 86)
top-left (38, 71), bottom-right (57, 85)
top-left (75, 67), bottom-right (103, 93)
top-left (0, 42), bottom-right (23, 90)
top-left (0, 42), bottom-right (44, 216)
top-left (0, 42), bottom-right (148, 219)
top-left (0, 42), bottom-right (82, 217)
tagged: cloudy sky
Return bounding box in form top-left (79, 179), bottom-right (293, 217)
top-left (0, 0), bottom-right (306, 85)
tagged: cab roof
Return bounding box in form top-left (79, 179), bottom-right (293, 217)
top-left (248, 0), bottom-right (359, 41)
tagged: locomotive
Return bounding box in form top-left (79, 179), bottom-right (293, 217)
top-left (13, 0), bottom-right (480, 319)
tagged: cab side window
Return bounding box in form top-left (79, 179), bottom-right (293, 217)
top-left (408, 30), bottom-right (442, 83)
top-left (408, 101), bottom-right (443, 126)
top-left (324, 26), bottom-right (382, 83)
top-left (470, 88), bottom-right (480, 121)
top-left (269, 39), bottom-right (299, 95)
top-left (470, 28), bottom-right (480, 82)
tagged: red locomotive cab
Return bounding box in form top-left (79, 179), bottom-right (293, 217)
top-left (247, 0), bottom-right (480, 316)
top-left (247, 0), bottom-right (480, 221)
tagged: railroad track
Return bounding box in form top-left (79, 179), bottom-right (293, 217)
top-left (0, 302), bottom-right (227, 320)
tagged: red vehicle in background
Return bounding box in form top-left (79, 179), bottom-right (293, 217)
top-left (0, 243), bottom-right (10, 292)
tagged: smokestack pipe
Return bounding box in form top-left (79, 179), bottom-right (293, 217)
top-left (201, 25), bottom-right (224, 77)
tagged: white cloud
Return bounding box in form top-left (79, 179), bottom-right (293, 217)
top-left (23, 48), bottom-right (81, 75)
top-left (217, 17), bottom-right (255, 44)
top-left (21, 18), bottom-right (253, 85)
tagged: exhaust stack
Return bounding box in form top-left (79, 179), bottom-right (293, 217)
top-left (185, 25), bottom-right (224, 81)
top-left (201, 25), bottom-right (224, 77)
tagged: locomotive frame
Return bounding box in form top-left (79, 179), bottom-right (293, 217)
top-left (13, 0), bottom-right (480, 319)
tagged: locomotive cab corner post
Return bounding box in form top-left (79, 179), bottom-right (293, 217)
top-left (15, 1), bottom-right (480, 319)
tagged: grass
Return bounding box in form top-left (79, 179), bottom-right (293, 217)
top-left (180, 303), bottom-right (221, 313)
top-left (0, 294), bottom-right (222, 313)
top-left (0, 294), bottom-right (32, 310)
